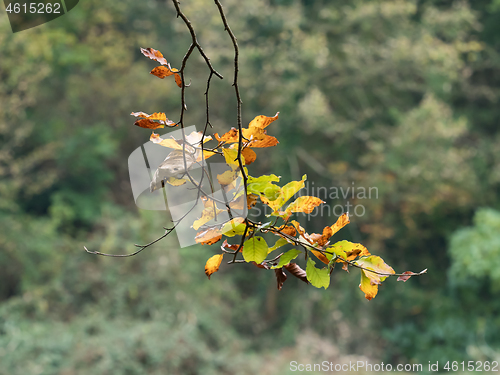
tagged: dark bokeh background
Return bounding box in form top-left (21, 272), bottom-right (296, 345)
top-left (1, 0), bottom-right (500, 374)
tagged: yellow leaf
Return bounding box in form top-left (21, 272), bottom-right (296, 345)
top-left (192, 198), bottom-right (225, 230)
top-left (359, 271), bottom-right (378, 300)
top-left (166, 176), bottom-right (187, 186)
top-left (285, 196), bottom-right (324, 215)
top-left (205, 254), bottom-right (224, 279)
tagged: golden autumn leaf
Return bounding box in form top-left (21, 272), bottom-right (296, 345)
top-left (131, 112), bottom-right (176, 129)
top-left (131, 112), bottom-right (168, 121)
top-left (192, 197), bottom-right (225, 230)
top-left (195, 228), bottom-right (222, 245)
top-left (331, 213), bottom-right (350, 236)
top-left (213, 113), bottom-right (279, 149)
top-left (285, 196), bottom-right (324, 216)
top-left (248, 112), bottom-right (279, 129)
top-left (205, 254), bottom-right (224, 279)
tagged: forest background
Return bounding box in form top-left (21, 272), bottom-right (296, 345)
top-left (1, 0), bottom-right (500, 374)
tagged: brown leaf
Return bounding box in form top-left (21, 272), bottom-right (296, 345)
top-left (205, 254), bottom-right (224, 279)
top-left (195, 228), bottom-right (222, 245)
top-left (284, 262), bottom-right (309, 284)
top-left (251, 261), bottom-right (270, 269)
top-left (397, 271), bottom-right (414, 282)
top-left (275, 267), bottom-right (287, 290)
top-left (140, 47), bottom-right (169, 66)
top-left (241, 148), bottom-right (257, 164)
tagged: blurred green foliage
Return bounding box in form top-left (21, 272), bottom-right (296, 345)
top-left (1, 0), bottom-right (500, 373)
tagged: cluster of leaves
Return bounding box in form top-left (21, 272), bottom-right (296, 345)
top-left (130, 45), bottom-right (425, 300)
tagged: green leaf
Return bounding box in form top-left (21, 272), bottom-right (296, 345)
top-left (247, 174), bottom-right (281, 201)
top-left (273, 249), bottom-right (302, 269)
top-left (242, 236), bottom-right (268, 264)
top-left (268, 238), bottom-right (288, 254)
top-left (221, 218), bottom-right (247, 237)
top-left (306, 258), bottom-right (330, 289)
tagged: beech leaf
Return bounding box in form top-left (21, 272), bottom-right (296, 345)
top-left (274, 249), bottom-right (302, 269)
top-left (242, 237), bottom-right (268, 264)
top-left (205, 254), bottom-right (224, 279)
top-left (306, 258), bottom-right (330, 289)
top-left (195, 228), bottom-right (222, 245)
top-left (284, 263), bottom-right (309, 284)
top-left (275, 268), bottom-right (287, 290)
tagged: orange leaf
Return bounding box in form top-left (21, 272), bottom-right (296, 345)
top-left (134, 119), bottom-right (165, 129)
top-left (205, 254), bottom-right (224, 279)
top-left (150, 66), bottom-right (175, 78)
top-left (311, 250), bottom-right (329, 264)
top-left (247, 193), bottom-right (259, 209)
top-left (195, 228), bottom-right (222, 245)
top-left (173, 72), bottom-right (182, 87)
top-left (214, 128), bottom-right (239, 143)
top-left (307, 226), bottom-right (334, 247)
top-left (331, 213), bottom-right (350, 236)
top-left (278, 224), bottom-right (297, 237)
top-left (248, 135), bottom-right (279, 148)
top-left (241, 148), bottom-right (257, 164)
top-left (248, 112), bottom-right (279, 129)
